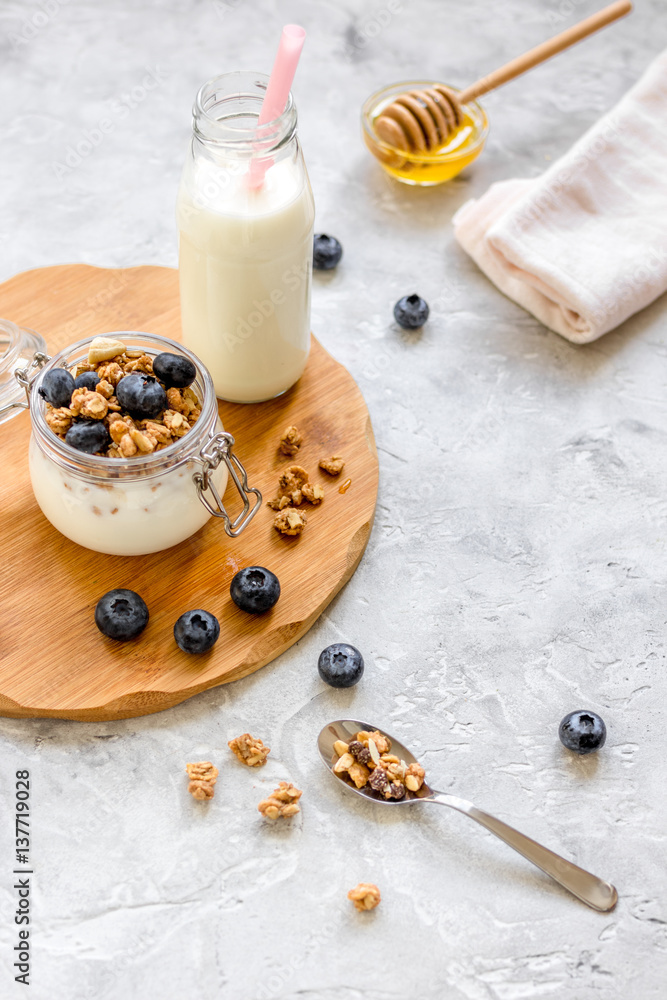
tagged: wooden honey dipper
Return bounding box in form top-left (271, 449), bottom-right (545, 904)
top-left (375, 0), bottom-right (632, 154)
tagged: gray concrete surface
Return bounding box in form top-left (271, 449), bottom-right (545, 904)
top-left (1, 1), bottom-right (666, 997)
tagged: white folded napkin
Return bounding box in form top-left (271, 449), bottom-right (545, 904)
top-left (453, 48), bottom-right (667, 344)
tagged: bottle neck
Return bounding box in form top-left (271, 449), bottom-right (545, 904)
top-left (192, 72), bottom-right (298, 160)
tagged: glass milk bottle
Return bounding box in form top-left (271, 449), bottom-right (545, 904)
top-left (177, 72), bottom-right (315, 403)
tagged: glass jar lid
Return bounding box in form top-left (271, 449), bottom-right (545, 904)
top-left (0, 319), bottom-right (47, 426)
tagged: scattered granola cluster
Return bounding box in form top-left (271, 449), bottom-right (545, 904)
top-left (227, 732), bottom-right (271, 767)
top-left (257, 782), bottom-right (303, 819)
top-left (44, 337), bottom-right (201, 457)
top-left (185, 761), bottom-right (219, 800)
top-left (348, 882), bottom-right (381, 911)
top-left (268, 462), bottom-right (324, 536)
top-left (269, 426), bottom-right (346, 536)
top-left (332, 730), bottom-right (426, 800)
top-left (225, 734), bottom-right (302, 821)
top-left (278, 424), bottom-right (302, 456)
top-left (319, 455), bottom-right (345, 476)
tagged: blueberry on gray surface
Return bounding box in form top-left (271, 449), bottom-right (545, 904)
top-left (65, 420), bottom-right (110, 454)
top-left (558, 710), bottom-right (607, 754)
top-left (317, 643), bottom-right (364, 687)
top-left (38, 368), bottom-right (75, 408)
top-left (313, 233), bottom-right (343, 270)
top-left (116, 373), bottom-right (168, 419)
top-left (153, 351), bottom-right (196, 389)
top-left (74, 371), bottom-right (100, 391)
top-left (95, 589), bottom-right (149, 641)
top-left (393, 294), bottom-right (430, 329)
top-left (174, 609), bottom-right (220, 654)
top-left (230, 566), bottom-right (281, 614)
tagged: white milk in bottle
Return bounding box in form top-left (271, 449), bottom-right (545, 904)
top-left (177, 72), bottom-right (315, 403)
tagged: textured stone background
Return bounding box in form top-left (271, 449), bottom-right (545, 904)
top-left (1, 1), bottom-right (666, 997)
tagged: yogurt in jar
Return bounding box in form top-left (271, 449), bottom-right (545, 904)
top-left (29, 434), bottom-right (227, 557)
top-left (26, 332), bottom-right (260, 557)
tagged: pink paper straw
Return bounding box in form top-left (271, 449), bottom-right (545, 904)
top-left (248, 24), bottom-right (306, 188)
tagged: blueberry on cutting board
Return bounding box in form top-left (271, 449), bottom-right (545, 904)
top-left (318, 643), bottom-right (364, 688)
top-left (174, 610), bottom-right (220, 654)
top-left (230, 567), bottom-right (281, 614)
top-left (95, 589), bottom-right (149, 641)
top-left (559, 710), bottom-right (607, 754)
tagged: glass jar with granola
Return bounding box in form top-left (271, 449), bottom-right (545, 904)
top-left (21, 331), bottom-right (261, 555)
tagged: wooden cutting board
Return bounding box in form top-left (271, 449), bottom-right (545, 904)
top-left (0, 265), bottom-right (378, 720)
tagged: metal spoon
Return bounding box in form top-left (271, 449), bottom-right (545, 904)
top-left (318, 719), bottom-right (618, 912)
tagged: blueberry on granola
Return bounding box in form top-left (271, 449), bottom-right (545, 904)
top-left (95, 589), bottom-right (149, 641)
top-left (74, 371), bottom-right (100, 392)
top-left (317, 643), bottom-right (364, 688)
top-left (116, 373), bottom-right (167, 420)
top-left (153, 352), bottom-right (196, 389)
top-left (174, 609), bottom-right (220, 654)
top-left (38, 368), bottom-right (75, 408)
top-left (230, 567), bottom-right (281, 614)
top-left (65, 420), bottom-right (110, 454)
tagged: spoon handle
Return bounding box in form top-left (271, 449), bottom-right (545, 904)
top-left (428, 791), bottom-right (617, 912)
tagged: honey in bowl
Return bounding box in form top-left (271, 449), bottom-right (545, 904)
top-left (362, 82), bottom-right (488, 186)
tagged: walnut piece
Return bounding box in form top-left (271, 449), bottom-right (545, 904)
top-left (228, 733), bottom-right (270, 767)
top-left (257, 781), bottom-right (302, 819)
top-left (319, 455), bottom-right (345, 475)
top-left (348, 883), bottom-right (381, 911)
top-left (279, 425), bottom-right (302, 456)
top-left (185, 761), bottom-right (219, 800)
top-left (273, 507), bottom-right (307, 536)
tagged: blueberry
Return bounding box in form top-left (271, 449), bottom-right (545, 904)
top-left (230, 566), bottom-right (281, 614)
top-left (74, 371), bottom-right (100, 391)
top-left (153, 352), bottom-right (196, 389)
top-left (317, 643), bottom-right (364, 688)
top-left (116, 373), bottom-right (167, 420)
top-left (95, 589), bottom-right (149, 641)
top-left (393, 294), bottom-right (430, 329)
top-left (38, 368), bottom-right (75, 408)
top-left (313, 233), bottom-right (343, 270)
top-left (174, 609), bottom-right (220, 654)
top-left (559, 710), bottom-right (607, 755)
top-left (65, 420), bottom-right (110, 454)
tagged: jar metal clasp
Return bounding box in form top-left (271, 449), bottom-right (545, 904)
top-left (193, 431), bottom-right (262, 537)
top-left (0, 350), bottom-right (50, 420)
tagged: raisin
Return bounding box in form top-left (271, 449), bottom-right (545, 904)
top-left (368, 767), bottom-right (388, 793)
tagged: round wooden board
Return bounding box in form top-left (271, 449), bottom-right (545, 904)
top-left (0, 265), bottom-right (378, 720)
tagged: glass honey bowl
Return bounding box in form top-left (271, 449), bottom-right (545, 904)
top-left (361, 82), bottom-right (489, 186)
